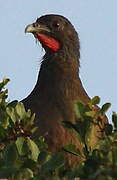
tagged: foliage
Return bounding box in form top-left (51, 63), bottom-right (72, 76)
top-left (0, 78), bottom-right (117, 180)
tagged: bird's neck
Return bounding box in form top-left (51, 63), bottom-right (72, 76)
top-left (38, 51), bottom-right (79, 86)
top-left (30, 51), bottom-right (80, 99)
top-left (28, 50), bottom-right (90, 110)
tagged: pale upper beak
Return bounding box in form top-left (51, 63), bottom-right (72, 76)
top-left (25, 23), bottom-right (50, 34)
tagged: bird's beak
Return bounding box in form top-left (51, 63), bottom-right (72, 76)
top-left (25, 23), bottom-right (50, 34)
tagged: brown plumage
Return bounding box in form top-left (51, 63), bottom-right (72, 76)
top-left (22, 14), bottom-right (108, 167)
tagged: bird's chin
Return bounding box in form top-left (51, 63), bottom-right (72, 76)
top-left (33, 33), bottom-right (60, 52)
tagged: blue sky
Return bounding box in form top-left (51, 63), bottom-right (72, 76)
top-left (0, 0), bottom-right (117, 120)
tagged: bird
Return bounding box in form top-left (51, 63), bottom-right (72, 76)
top-left (22, 14), bottom-right (108, 167)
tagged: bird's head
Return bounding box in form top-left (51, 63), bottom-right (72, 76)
top-left (25, 14), bottom-right (80, 59)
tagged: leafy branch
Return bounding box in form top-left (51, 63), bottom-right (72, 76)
top-left (0, 78), bottom-right (117, 180)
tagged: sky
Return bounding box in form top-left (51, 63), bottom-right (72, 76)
top-left (0, 0), bottom-right (117, 121)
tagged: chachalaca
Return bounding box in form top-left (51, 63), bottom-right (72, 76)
top-left (22, 14), bottom-right (108, 167)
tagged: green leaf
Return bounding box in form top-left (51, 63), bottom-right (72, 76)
top-left (85, 111), bottom-right (96, 118)
top-left (38, 151), bottom-right (51, 164)
top-left (0, 78), bottom-right (10, 91)
top-left (27, 138), bottom-right (39, 162)
top-left (42, 153), bottom-right (64, 173)
top-left (90, 96), bottom-right (100, 105)
top-left (62, 121), bottom-right (83, 143)
top-left (30, 112), bottom-right (35, 122)
top-left (16, 137), bottom-right (25, 155)
top-left (74, 101), bottom-right (85, 119)
top-left (21, 109), bottom-right (35, 128)
top-left (31, 126), bottom-right (38, 134)
top-left (63, 144), bottom-right (81, 156)
top-left (16, 102), bottom-right (26, 119)
top-left (14, 168), bottom-right (33, 180)
top-left (6, 107), bottom-right (18, 123)
top-left (0, 89), bottom-right (8, 101)
top-left (27, 109), bottom-right (32, 118)
top-left (36, 136), bottom-right (48, 150)
top-left (85, 122), bottom-right (95, 150)
top-left (7, 100), bottom-right (18, 108)
top-left (100, 103), bottom-right (111, 114)
top-left (0, 111), bottom-right (9, 128)
top-left (4, 143), bottom-right (18, 167)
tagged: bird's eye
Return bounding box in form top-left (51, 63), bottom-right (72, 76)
top-left (52, 21), bottom-right (60, 28)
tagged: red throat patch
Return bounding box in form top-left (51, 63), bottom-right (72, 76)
top-left (35, 33), bottom-right (60, 51)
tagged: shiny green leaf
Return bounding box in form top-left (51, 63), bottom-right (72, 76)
top-left (63, 144), bottom-right (81, 156)
top-left (90, 96), bottom-right (100, 105)
top-left (42, 153), bottom-right (64, 173)
top-left (16, 137), bottom-right (25, 155)
top-left (27, 138), bottom-right (39, 162)
top-left (100, 103), bottom-right (111, 114)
